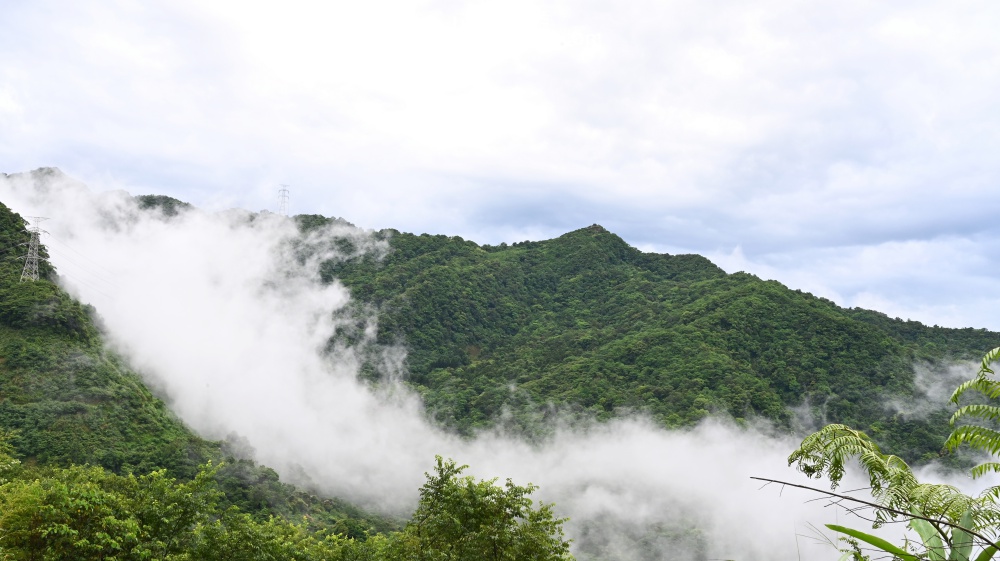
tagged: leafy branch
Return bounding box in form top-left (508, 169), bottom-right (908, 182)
top-left (767, 346), bottom-right (1000, 561)
top-left (751, 476), bottom-right (1000, 554)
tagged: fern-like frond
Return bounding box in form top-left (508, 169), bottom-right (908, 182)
top-left (789, 423), bottom-right (922, 523)
top-left (952, 377), bottom-right (1000, 406)
top-left (951, 347), bottom-right (1000, 404)
top-left (947, 426), bottom-right (1000, 457)
top-left (972, 464), bottom-right (1000, 480)
top-left (909, 484), bottom-right (975, 521)
top-left (789, 424), bottom-right (893, 489)
top-left (878, 462), bottom-right (920, 511)
top-left (785, 349), bottom-right (1000, 561)
top-left (968, 494), bottom-right (1000, 538)
top-left (981, 347), bottom-right (1000, 376)
top-left (952, 404), bottom-right (1000, 428)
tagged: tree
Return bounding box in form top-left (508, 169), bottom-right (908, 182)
top-left (0, 461), bottom-right (220, 561)
top-left (778, 346), bottom-right (1000, 561)
top-left (0, 465), bottom-right (147, 560)
top-left (189, 507), bottom-right (348, 561)
top-left (394, 456), bottom-right (574, 561)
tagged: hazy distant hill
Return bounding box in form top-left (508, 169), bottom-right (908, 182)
top-left (311, 217), bottom-right (998, 462)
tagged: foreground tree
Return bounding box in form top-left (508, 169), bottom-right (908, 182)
top-left (779, 347), bottom-right (1000, 561)
top-left (393, 456), bottom-right (574, 561)
top-left (0, 439), bottom-right (571, 561)
top-left (0, 462), bottom-right (219, 561)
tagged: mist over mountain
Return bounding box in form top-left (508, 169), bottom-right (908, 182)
top-left (2, 167), bottom-right (998, 560)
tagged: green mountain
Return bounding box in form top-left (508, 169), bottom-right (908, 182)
top-left (311, 218), bottom-right (998, 462)
top-left (0, 200), bottom-right (395, 538)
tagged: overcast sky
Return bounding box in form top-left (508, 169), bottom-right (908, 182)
top-left (3, 0), bottom-right (1000, 331)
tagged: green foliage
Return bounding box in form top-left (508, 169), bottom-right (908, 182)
top-left (0, 462), bottom-right (219, 560)
top-left (826, 523), bottom-right (920, 561)
top-left (0, 203), bottom-right (206, 477)
top-left (788, 347), bottom-right (1000, 561)
top-left (393, 456), bottom-right (573, 561)
top-left (2, 201), bottom-right (569, 557)
top-left (789, 423), bottom-right (914, 496)
top-left (9, 191), bottom-right (1000, 558)
top-left (0, 439), bottom-right (568, 561)
top-left (789, 423), bottom-right (998, 556)
top-left (0, 455), bottom-right (374, 561)
top-left (948, 347), bottom-right (1000, 468)
top-left (190, 507), bottom-right (349, 561)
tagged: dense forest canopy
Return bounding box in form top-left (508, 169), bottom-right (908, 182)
top-left (311, 216), bottom-right (997, 462)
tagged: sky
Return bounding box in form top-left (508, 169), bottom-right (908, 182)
top-left (2, 0), bottom-right (1000, 330)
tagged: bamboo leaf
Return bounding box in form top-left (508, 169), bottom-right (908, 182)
top-left (949, 510), bottom-right (976, 561)
top-left (973, 545), bottom-right (997, 561)
top-left (909, 514), bottom-right (946, 561)
top-left (826, 524), bottom-right (920, 561)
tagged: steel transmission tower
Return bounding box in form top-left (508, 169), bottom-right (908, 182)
top-left (20, 217), bottom-right (49, 282)
top-left (277, 185), bottom-right (290, 216)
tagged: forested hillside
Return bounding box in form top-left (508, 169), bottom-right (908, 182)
top-left (0, 202), bottom-right (203, 475)
top-left (312, 218), bottom-right (999, 462)
top-left (0, 201), bottom-right (395, 541)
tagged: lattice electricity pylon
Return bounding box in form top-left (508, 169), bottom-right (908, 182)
top-left (277, 185), bottom-right (290, 216)
top-left (20, 217), bottom-right (49, 282)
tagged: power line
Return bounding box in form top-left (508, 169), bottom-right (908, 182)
top-left (43, 237), bottom-right (120, 286)
top-left (45, 233), bottom-right (117, 277)
top-left (10, 219), bottom-right (116, 302)
top-left (20, 217), bottom-right (49, 282)
top-left (57, 271), bottom-right (115, 301)
top-left (45, 244), bottom-right (120, 289)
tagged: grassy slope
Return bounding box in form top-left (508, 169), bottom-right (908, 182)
top-left (318, 220), bottom-right (998, 462)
